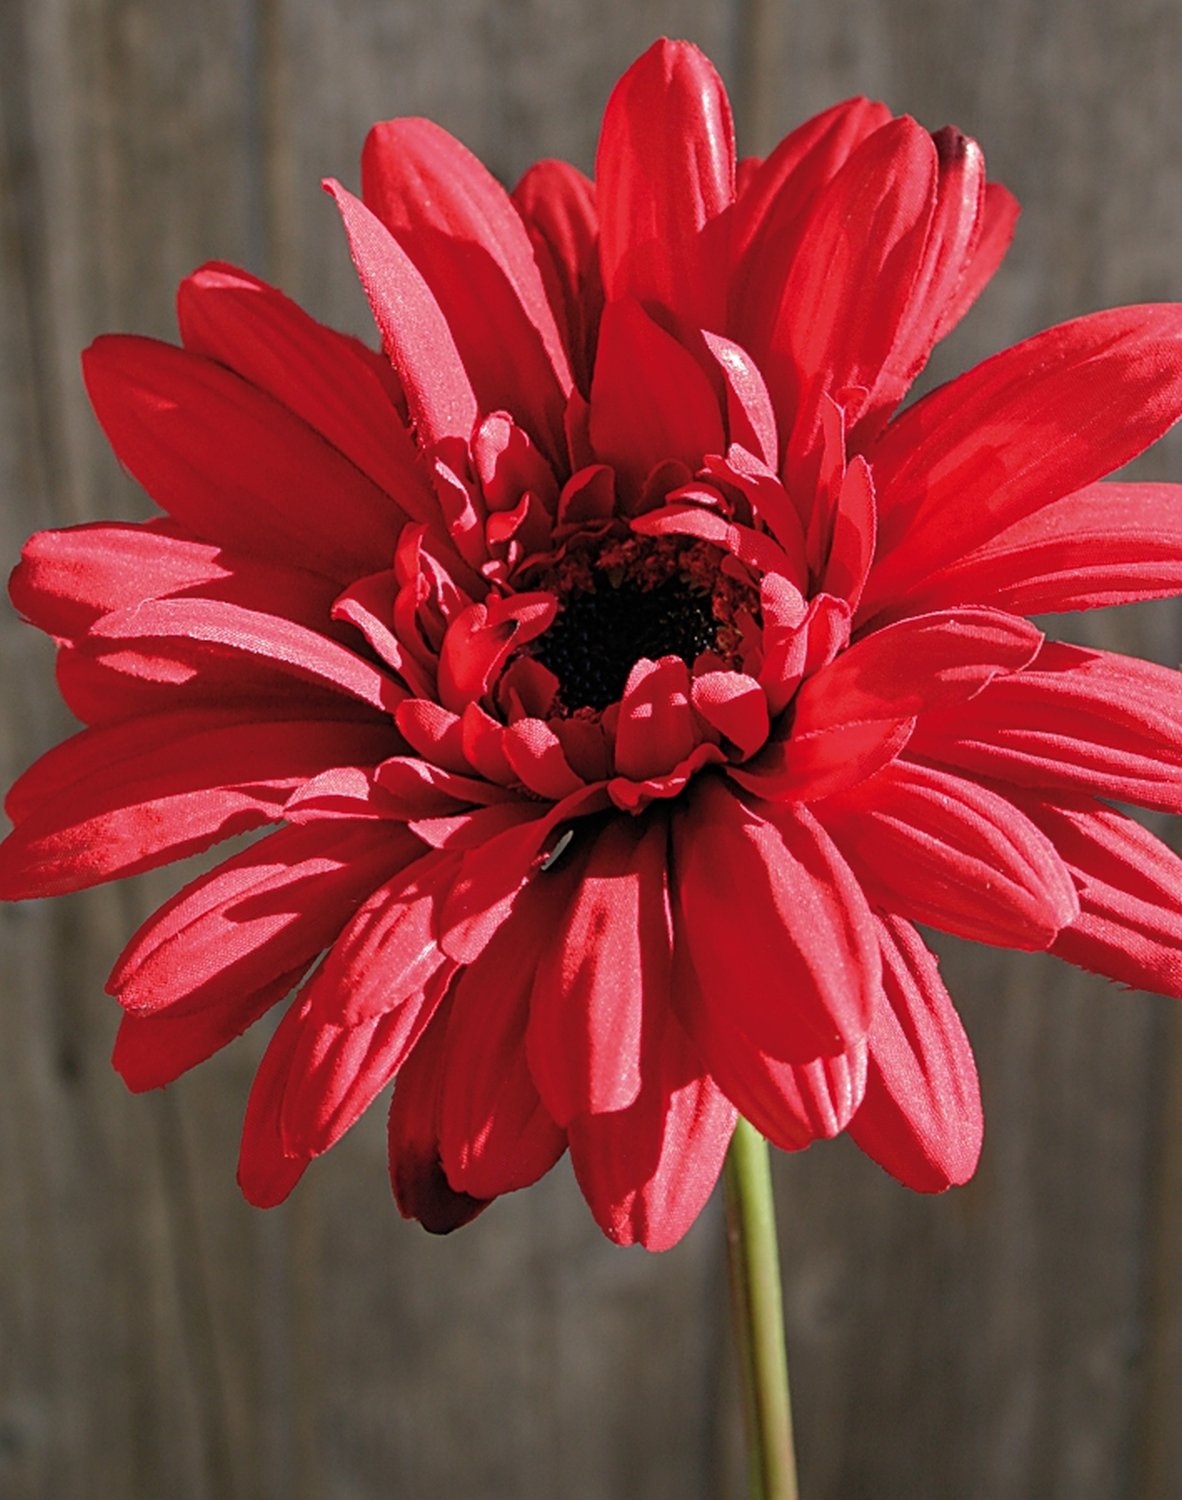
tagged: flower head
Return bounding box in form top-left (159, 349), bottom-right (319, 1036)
top-left (6, 39), bottom-right (1182, 1249)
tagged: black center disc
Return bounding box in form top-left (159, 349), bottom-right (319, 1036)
top-left (532, 574), bottom-right (718, 712)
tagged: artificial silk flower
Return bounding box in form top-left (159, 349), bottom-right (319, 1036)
top-left (5, 40), bottom-right (1182, 1253)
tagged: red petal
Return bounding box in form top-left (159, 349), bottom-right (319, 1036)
top-left (933, 180), bottom-right (1019, 340)
top-left (614, 657), bottom-right (698, 782)
top-left (791, 606), bottom-right (1042, 734)
top-left (279, 962), bottom-right (454, 1157)
top-left (673, 779), bottom-right (879, 1062)
top-left (732, 96), bottom-right (893, 282)
top-left (387, 999), bottom-right (490, 1233)
top-left (82, 335), bottom-right (402, 582)
top-left (767, 117), bottom-right (937, 444)
top-left (324, 180), bottom-right (478, 448)
top-left (361, 119), bottom-right (572, 453)
top-left (909, 641), bottom-right (1182, 813)
top-left (596, 38), bottom-right (735, 329)
top-left (848, 916), bottom-right (982, 1191)
top-left (0, 715), bottom-right (394, 898)
top-left (237, 996), bottom-right (313, 1208)
top-left (109, 820), bottom-right (420, 1017)
top-left (690, 671), bottom-right (770, 756)
top-left (817, 759), bottom-right (1079, 948)
top-left (114, 966), bottom-right (303, 1093)
top-left (176, 262), bottom-right (431, 516)
top-left (1013, 793), bottom-right (1182, 996)
top-left (588, 299), bottom-right (724, 494)
top-left (10, 521), bottom-right (340, 642)
top-left (293, 846), bottom-right (461, 1027)
top-left (528, 815), bottom-right (670, 1122)
top-left (567, 1011), bottom-right (736, 1251)
top-left (893, 482), bottom-right (1182, 616)
top-left (72, 597), bottom-right (404, 716)
top-left (438, 876), bottom-right (572, 1196)
top-left (863, 304), bottom-right (1182, 614)
top-left (855, 128), bottom-right (986, 435)
top-left (512, 160), bottom-right (601, 392)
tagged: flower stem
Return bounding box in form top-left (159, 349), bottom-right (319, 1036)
top-left (723, 1117), bottom-right (799, 1500)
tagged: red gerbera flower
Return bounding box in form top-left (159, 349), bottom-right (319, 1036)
top-left (5, 39), bottom-right (1182, 1251)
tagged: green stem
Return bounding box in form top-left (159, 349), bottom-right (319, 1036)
top-left (723, 1117), bottom-right (799, 1500)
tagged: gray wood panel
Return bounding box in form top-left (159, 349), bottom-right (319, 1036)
top-left (2, 2), bottom-right (1180, 1496)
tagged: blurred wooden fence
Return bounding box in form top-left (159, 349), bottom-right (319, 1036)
top-left (2, 0), bottom-right (1181, 1496)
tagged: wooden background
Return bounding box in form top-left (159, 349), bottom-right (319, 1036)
top-left (3, 0), bottom-right (1182, 1495)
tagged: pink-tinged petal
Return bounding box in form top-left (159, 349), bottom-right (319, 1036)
top-left (10, 521), bottom-right (340, 643)
top-left (0, 715), bottom-right (395, 898)
top-left (614, 657), bottom-right (697, 782)
top-left (849, 915), bottom-right (982, 1191)
top-left (512, 159), bottom-right (600, 389)
top-left (856, 128), bottom-right (986, 435)
top-left (702, 333), bottom-right (779, 467)
top-left (568, 1011), bottom-right (736, 1251)
top-left (893, 483), bottom-right (1182, 616)
top-left (387, 998), bottom-right (490, 1233)
top-left (933, 180), bottom-right (1019, 341)
top-left (438, 872), bottom-right (574, 1196)
top-left (596, 38), bottom-right (735, 329)
top-left (765, 118), bottom-right (937, 443)
top-left (588, 300), bottom-right (724, 495)
top-left (294, 846), bottom-right (462, 1027)
top-left (176, 262), bottom-right (432, 517)
top-left (862, 304), bottom-right (1182, 615)
top-left (673, 779), bottom-right (880, 1062)
top-left (280, 962), bottom-right (455, 1158)
top-left (528, 814), bottom-right (670, 1122)
top-left (323, 180), bottom-right (478, 448)
top-left (110, 820), bottom-right (421, 1017)
top-left (361, 119), bottom-right (572, 453)
top-left (1010, 792), bottom-right (1182, 996)
top-left (817, 759), bottom-right (1079, 948)
top-left (909, 641), bottom-right (1182, 814)
top-left (114, 966), bottom-right (304, 1093)
top-left (237, 995), bottom-right (313, 1208)
top-left (691, 671), bottom-right (770, 756)
top-left (82, 335), bottom-right (402, 583)
top-left (73, 598), bottom-right (404, 716)
top-left (731, 716), bottom-right (915, 806)
top-left (820, 456), bottom-right (876, 611)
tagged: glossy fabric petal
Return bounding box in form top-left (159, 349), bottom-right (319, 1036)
top-left (177, 262), bottom-right (431, 517)
top-left (596, 38), bottom-right (734, 329)
top-left (910, 642), bottom-right (1182, 812)
top-left (567, 1010), bottom-right (736, 1251)
top-left (1012, 793), bottom-right (1182, 996)
top-left (83, 335), bottom-right (403, 582)
top-left (863, 305), bottom-right (1182, 614)
top-left (673, 778), bottom-right (879, 1062)
top-left (849, 915), bottom-right (982, 1191)
top-left (362, 118), bottom-right (572, 451)
top-left (816, 759), bottom-right (1079, 947)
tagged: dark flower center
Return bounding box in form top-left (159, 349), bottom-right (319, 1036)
top-left (533, 572), bottom-right (719, 712)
